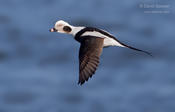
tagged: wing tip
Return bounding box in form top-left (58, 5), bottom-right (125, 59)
top-left (78, 80), bottom-right (85, 85)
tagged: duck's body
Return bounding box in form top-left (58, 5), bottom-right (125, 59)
top-left (50, 20), bottom-right (151, 85)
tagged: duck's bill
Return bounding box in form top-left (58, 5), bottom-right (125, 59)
top-left (49, 28), bottom-right (57, 32)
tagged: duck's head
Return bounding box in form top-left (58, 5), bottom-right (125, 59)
top-left (50, 20), bottom-right (72, 34)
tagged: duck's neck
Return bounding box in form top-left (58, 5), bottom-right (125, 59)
top-left (70, 26), bottom-right (85, 36)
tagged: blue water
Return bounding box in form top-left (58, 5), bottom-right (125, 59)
top-left (0, 0), bottom-right (175, 112)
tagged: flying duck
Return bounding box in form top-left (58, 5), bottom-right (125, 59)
top-left (49, 20), bottom-right (152, 85)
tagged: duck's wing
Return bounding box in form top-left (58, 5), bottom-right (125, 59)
top-left (78, 36), bottom-right (104, 85)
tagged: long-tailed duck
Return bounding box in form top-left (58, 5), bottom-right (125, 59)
top-left (49, 20), bottom-right (152, 85)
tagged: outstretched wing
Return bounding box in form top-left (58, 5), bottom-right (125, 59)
top-left (78, 36), bottom-right (104, 85)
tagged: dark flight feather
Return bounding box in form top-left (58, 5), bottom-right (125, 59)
top-left (78, 36), bottom-right (104, 85)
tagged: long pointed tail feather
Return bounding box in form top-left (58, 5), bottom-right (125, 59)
top-left (123, 44), bottom-right (153, 57)
top-left (118, 41), bottom-right (153, 57)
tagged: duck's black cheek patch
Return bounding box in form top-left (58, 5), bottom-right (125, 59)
top-left (63, 26), bottom-right (72, 32)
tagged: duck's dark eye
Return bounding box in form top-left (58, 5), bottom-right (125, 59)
top-left (63, 26), bottom-right (72, 32)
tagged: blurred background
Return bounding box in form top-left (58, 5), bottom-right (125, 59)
top-left (0, 0), bottom-right (175, 112)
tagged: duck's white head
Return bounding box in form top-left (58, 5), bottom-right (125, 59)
top-left (49, 20), bottom-right (84, 36)
top-left (50, 20), bottom-right (72, 33)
